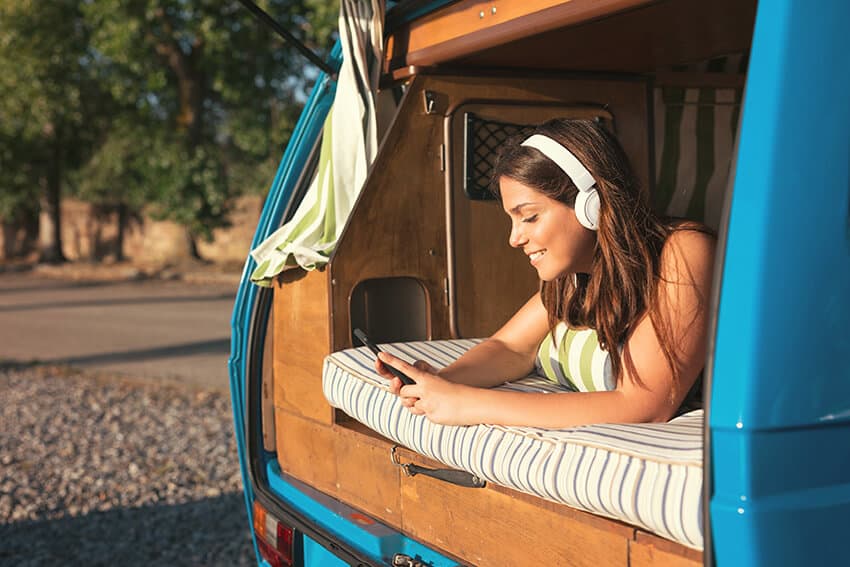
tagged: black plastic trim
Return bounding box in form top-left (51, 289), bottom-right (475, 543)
top-left (236, 0), bottom-right (336, 77)
top-left (700, 80), bottom-right (746, 567)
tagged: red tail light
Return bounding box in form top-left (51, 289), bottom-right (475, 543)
top-left (253, 501), bottom-right (295, 566)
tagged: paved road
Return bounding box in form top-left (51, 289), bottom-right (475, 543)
top-left (0, 273), bottom-right (237, 391)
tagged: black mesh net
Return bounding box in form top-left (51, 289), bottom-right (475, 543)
top-left (463, 113), bottom-right (538, 200)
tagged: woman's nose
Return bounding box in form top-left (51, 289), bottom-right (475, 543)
top-left (509, 223), bottom-right (526, 248)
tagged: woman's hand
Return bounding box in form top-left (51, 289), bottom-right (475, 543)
top-left (374, 353), bottom-right (439, 391)
top-left (376, 352), bottom-right (473, 426)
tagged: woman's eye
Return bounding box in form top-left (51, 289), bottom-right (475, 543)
top-left (522, 214), bottom-right (538, 223)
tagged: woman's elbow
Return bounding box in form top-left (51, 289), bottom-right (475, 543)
top-left (648, 410), bottom-right (676, 423)
top-left (616, 392), bottom-right (678, 424)
top-left (645, 400), bottom-right (680, 423)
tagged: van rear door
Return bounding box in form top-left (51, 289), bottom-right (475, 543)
top-left (709, 2), bottom-right (850, 565)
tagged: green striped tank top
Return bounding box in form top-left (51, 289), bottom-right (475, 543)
top-left (535, 322), bottom-right (615, 392)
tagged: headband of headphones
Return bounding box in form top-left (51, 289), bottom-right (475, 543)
top-left (520, 134), bottom-right (600, 230)
top-left (520, 134), bottom-right (596, 192)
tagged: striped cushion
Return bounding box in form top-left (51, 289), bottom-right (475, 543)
top-left (322, 339), bottom-right (704, 550)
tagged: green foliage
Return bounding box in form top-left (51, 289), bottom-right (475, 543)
top-left (1, 0), bottom-right (339, 253)
top-left (77, 0), bottom-right (339, 239)
top-left (0, 135), bottom-right (39, 222)
top-left (0, 0), bottom-right (109, 223)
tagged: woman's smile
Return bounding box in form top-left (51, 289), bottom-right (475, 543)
top-left (528, 249), bottom-right (546, 265)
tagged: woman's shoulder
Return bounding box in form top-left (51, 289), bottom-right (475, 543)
top-left (659, 222), bottom-right (716, 285)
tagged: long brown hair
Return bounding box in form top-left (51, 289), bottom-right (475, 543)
top-left (491, 119), bottom-right (708, 391)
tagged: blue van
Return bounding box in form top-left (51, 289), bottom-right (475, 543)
top-left (230, 0), bottom-right (850, 565)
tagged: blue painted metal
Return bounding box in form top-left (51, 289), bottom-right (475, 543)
top-left (710, 0), bottom-right (850, 564)
top-left (228, 40), bottom-right (342, 565)
top-left (303, 535), bottom-right (349, 567)
top-left (267, 463), bottom-right (461, 566)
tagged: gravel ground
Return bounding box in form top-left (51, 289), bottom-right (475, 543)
top-left (0, 364), bottom-right (255, 566)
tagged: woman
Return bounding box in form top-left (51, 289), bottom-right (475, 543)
top-left (376, 119), bottom-right (715, 428)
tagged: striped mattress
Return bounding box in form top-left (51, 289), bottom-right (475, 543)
top-left (322, 339), bottom-right (704, 550)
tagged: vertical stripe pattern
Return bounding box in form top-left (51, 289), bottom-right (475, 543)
top-left (535, 323), bottom-right (613, 392)
top-left (653, 55), bottom-right (745, 231)
top-left (323, 339), bottom-right (704, 550)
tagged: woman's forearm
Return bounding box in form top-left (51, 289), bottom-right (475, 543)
top-left (458, 387), bottom-right (660, 428)
top-left (438, 338), bottom-right (536, 388)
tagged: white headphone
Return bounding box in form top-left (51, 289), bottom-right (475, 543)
top-left (521, 134), bottom-right (600, 231)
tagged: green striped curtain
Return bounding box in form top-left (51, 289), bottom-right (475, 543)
top-left (250, 0), bottom-right (394, 287)
top-left (653, 55), bottom-right (747, 230)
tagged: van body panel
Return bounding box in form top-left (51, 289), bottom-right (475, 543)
top-left (710, 0), bottom-right (850, 564)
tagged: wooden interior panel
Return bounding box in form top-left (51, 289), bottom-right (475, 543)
top-left (387, 0), bottom-right (755, 74)
top-left (329, 75), bottom-right (451, 349)
top-left (452, 0), bottom-right (755, 72)
top-left (444, 78), bottom-right (650, 337)
top-left (448, 102), bottom-right (562, 337)
top-left (393, 446), bottom-right (637, 537)
top-left (630, 541), bottom-right (702, 567)
top-left (329, 73), bottom-right (652, 345)
top-left (400, 466), bottom-right (630, 566)
top-left (272, 268), bottom-right (333, 425)
top-left (385, 0), bottom-right (651, 71)
top-left (631, 531), bottom-right (703, 566)
top-left (275, 410), bottom-right (338, 497)
top-left (334, 423), bottom-right (403, 527)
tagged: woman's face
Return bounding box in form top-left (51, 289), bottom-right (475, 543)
top-left (499, 176), bottom-right (597, 281)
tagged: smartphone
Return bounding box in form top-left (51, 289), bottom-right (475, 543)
top-left (353, 328), bottom-right (415, 385)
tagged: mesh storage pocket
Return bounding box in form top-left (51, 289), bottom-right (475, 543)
top-left (463, 113), bottom-right (537, 200)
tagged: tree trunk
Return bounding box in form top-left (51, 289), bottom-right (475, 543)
top-left (186, 228), bottom-right (201, 261)
top-left (37, 144), bottom-right (65, 264)
top-left (115, 202), bottom-right (127, 262)
top-left (1, 222), bottom-right (12, 261)
top-left (149, 14), bottom-right (208, 262)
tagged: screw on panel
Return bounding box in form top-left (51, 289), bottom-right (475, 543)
top-left (491, 6), bottom-right (497, 14)
top-left (479, 10), bottom-right (484, 18)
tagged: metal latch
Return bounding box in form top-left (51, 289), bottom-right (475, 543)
top-left (392, 553), bottom-right (431, 567)
top-left (391, 445), bottom-right (486, 489)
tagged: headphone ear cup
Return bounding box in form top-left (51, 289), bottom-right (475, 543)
top-left (574, 188), bottom-right (600, 230)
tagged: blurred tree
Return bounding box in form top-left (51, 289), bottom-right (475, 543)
top-left (0, 1), bottom-right (110, 263)
top-left (0, 0), bottom-right (337, 263)
top-left (79, 0), bottom-right (338, 258)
